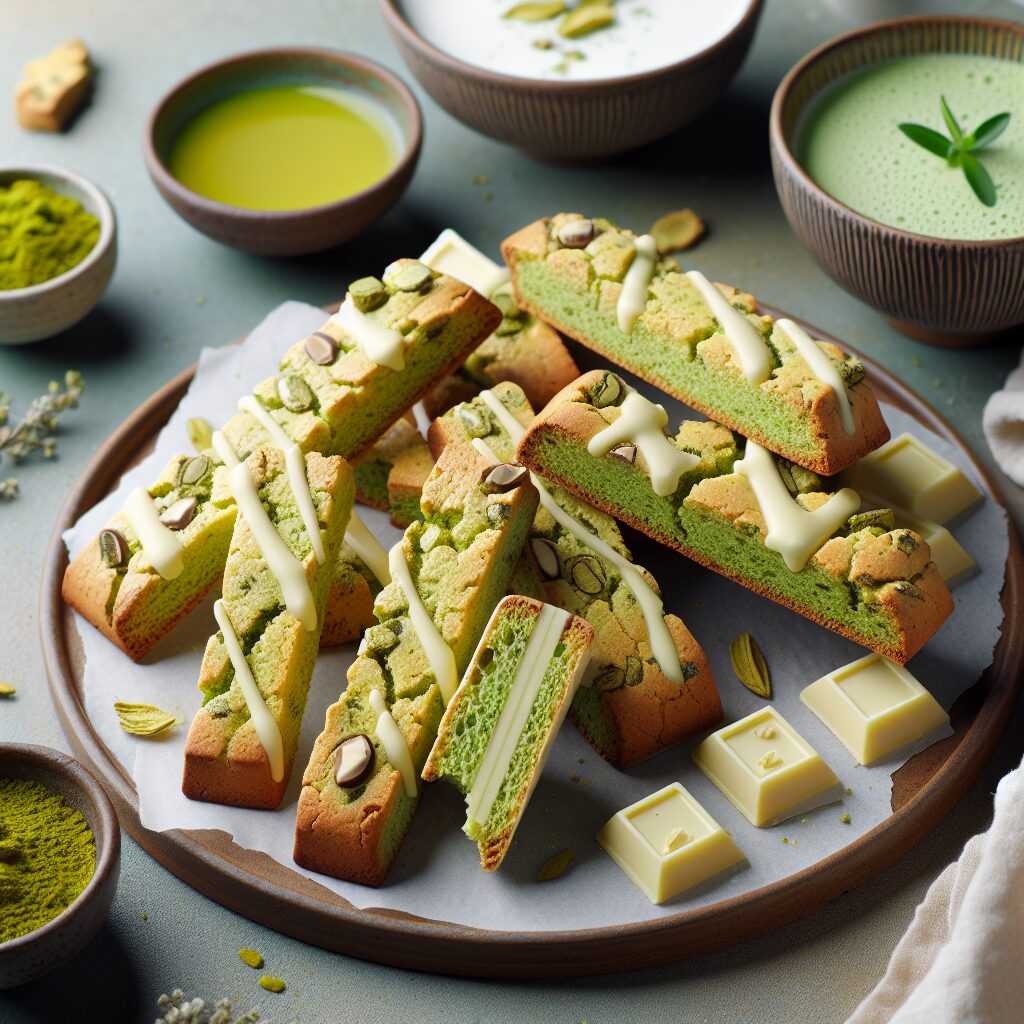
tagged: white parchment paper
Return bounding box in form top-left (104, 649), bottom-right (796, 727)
top-left (63, 302), bottom-right (1008, 930)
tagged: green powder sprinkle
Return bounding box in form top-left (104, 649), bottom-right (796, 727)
top-left (840, 813), bottom-right (852, 825)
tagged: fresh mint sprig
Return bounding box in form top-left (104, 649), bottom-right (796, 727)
top-left (899, 97), bottom-right (1010, 208)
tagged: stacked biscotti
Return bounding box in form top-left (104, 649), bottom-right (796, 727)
top-left (353, 417), bottom-right (434, 528)
top-left (429, 382), bottom-right (722, 769)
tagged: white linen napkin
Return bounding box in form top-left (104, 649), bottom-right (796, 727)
top-left (848, 760), bottom-right (1024, 1023)
top-left (983, 351), bottom-right (1024, 487)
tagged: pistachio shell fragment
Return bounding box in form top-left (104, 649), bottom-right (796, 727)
top-left (558, 3), bottom-right (614, 38)
top-left (481, 462), bottom-right (528, 493)
top-left (114, 701), bottom-right (178, 737)
top-left (348, 276), bottom-right (388, 312)
top-left (277, 374), bottom-right (314, 413)
top-left (186, 416), bottom-right (214, 453)
top-left (609, 443), bottom-right (637, 465)
top-left (730, 632), bottom-right (772, 699)
top-left (537, 848), bottom-right (576, 880)
top-left (531, 537), bottom-right (560, 579)
top-left (99, 528), bottom-right (128, 568)
top-left (180, 454), bottom-right (211, 486)
top-left (333, 734), bottom-right (375, 788)
top-left (650, 208), bottom-right (706, 254)
top-left (558, 218), bottom-right (596, 249)
top-left (304, 330), bottom-right (339, 366)
top-left (159, 496), bottom-right (197, 531)
top-left (504, 1), bottom-right (567, 22)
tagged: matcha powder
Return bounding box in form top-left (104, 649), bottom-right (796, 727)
top-left (0, 778), bottom-right (96, 943)
top-left (0, 179), bottom-right (100, 290)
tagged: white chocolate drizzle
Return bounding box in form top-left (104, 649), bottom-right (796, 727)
top-left (228, 461), bottom-right (317, 631)
top-left (214, 599), bottom-right (285, 783)
top-left (733, 440), bottom-right (861, 572)
top-left (420, 228), bottom-right (510, 297)
top-left (212, 430), bottom-right (241, 468)
top-left (476, 390), bottom-right (685, 684)
top-left (687, 270), bottom-right (772, 385)
top-left (345, 510), bottom-right (392, 587)
top-left (122, 487), bottom-right (184, 580)
top-left (332, 295), bottom-right (405, 372)
top-left (587, 389), bottom-right (699, 497)
top-left (776, 318), bottom-right (855, 435)
top-left (617, 234), bottom-right (658, 334)
top-left (369, 689), bottom-right (416, 797)
top-left (388, 541), bottom-right (459, 704)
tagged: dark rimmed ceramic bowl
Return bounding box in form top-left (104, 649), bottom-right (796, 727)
top-left (144, 48), bottom-right (422, 256)
top-left (380, 0), bottom-right (763, 162)
top-left (0, 743), bottom-right (120, 989)
top-left (770, 16), bottom-right (1024, 348)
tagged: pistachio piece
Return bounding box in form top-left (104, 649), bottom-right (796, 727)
top-left (681, 660), bottom-right (700, 682)
top-left (392, 262), bottom-right (433, 293)
top-left (893, 581), bottom-right (924, 600)
top-left (362, 623), bottom-right (400, 654)
top-left (277, 374), bottom-right (314, 413)
top-left (558, 3), bottom-right (614, 37)
top-left (663, 828), bottom-right (689, 854)
top-left (457, 403), bottom-right (490, 438)
top-left (114, 701), bottom-right (178, 737)
top-left (186, 416), bottom-right (214, 453)
top-left (609, 443), bottom-right (637, 465)
top-left (204, 694), bottom-right (232, 718)
top-left (557, 218), bottom-right (596, 249)
top-left (847, 508), bottom-right (895, 534)
top-left (592, 664), bottom-right (625, 692)
top-left (481, 462), bottom-right (528, 493)
top-left (565, 554), bottom-right (606, 595)
top-left (0, 683), bottom-right (16, 697)
top-left (239, 949), bottom-right (264, 970)
top-left (840, 359), bottom-right (866, 388)
top-left (333, 734), bottom-right (375, 788)
top-left (304, 330), bottom-right (338, 366)
top-left (492, 290), bottom-right (523, 319)
top-left (536, 847), bottom-right (576, 881)
top-left (504, 1), bottom-right (566, 21)
top-left (650, 208), bottom-right (706, 255)
top-left (624, 655), bottom-right (644, 687)
top-left (348, 276), bottom-right (388, 312)
top-left (531, 537), bottom-right (560, 579)
top-left (494, 317), bottom-right (522, 337)
top-left (180, 454), bottom-right (211, 486)
top-left (896, 531), bottom-right (920, 555)
top-left (486, 502), bottom-right (510, 528)
top-left (159, 496), bottom-right (197, 531)
top-left (591, 372), bottom-right (624, 408)
top-left (730, 632), bottom-right (771, 699)
top-left (98, 528), bottom-right (128, 568)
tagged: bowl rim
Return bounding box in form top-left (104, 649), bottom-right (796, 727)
top-left (378, 0), bottom-right (763, 93)
top-left (143, 46), bottom-right (423, 223)
top-left (0, 741), bottom-right (120, 955)
top-left (0, 163), bottom-right (116, 300)
top-left (769, 13), bottom-right (1024, 250)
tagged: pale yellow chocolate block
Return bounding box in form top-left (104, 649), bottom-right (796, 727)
top-left (15, 39), bottom-right (92, 132)
top-left (800, 654), bottom-right (949, 766)
top-left (597, 783), bottom-right (745, 904)
top-left (420, 229), bottom-right (511, 297)
top-left (692, 708), bottom-right (842, 827)
top-left (844, 433), bottom-right (982, 525)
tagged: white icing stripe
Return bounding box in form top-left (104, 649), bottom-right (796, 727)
top-left (369, 689), bottom-right (416, 797)
top-left (617, 234), bottom-right (658, 334)
top-left (228, 462), bottom-right (318, 632)
top-left (344, 511), bottom-right (391, 587)
top-left (687, 270), bottom-right (772, 385)
top-left (734, 440), bottom-right (861, 572)
top-left (476, 391), bottom-right (685, 684)
top-left (212, 430), bottom-right (241, 468)
top-left (388, 542), bottom-right (459, 703)
top-left (465, 603), bottom-right (570, 827)
top-left (332, 296), bottom-right (405, 372)
top-left (587, 389), bottom-right (699, 497)
top-left (214, 599), bottom-right (285, 784)
top-left (238, 395), bottom-right (291, 449)
top-left (122, 487), bottom-right (184, 580)
top-left (420, 228), bottom-right (510, 297)
top-left (777, 318), bottom-right (855, 435)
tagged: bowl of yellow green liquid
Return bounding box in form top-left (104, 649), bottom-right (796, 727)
top-left (771, 16), bottom-right (1024, 347)
top-left (144, 48), bottom-right (422, 256)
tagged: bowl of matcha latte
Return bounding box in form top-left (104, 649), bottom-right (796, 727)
top-left (0, 743), bottom-right (120, 988)
top-left (771, 15), bottom-right (1024, 347)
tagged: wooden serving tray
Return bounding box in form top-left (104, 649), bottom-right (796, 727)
top-left (40, 306), bottom-right (1023, 978)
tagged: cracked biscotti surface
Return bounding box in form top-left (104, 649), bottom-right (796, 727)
top-left (353, 417), bottom-right (434, 529)
top-left (429, 382), bottom-right (722, 769)
top-left (422, 596), bottom-right (594, 872)
top-left (294, 443), bottom-right (539, 886)
top-left (503, 214), bottom-right (889, 475)
top-left (182, 447), bottom-right (354, 810)
top-left (517, 371), bottom-right (953, 664)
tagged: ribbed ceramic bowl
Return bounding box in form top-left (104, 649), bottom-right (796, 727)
top-left (770, 16), bottom-right (1024, 348)
top-left (144, 48), bottom-right (422, 256)
top-left (380, 0), bottom-right (763, 161)
top-left (0, 743), bottom-right (120, 989)
top-left (0, 165), bottom-right (116, 346)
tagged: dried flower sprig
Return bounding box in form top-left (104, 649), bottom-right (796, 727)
top-left (155, 988), bottom-right (260, 1024)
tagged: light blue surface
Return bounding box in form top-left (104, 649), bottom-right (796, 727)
top-left (2, 1), bottom-right (1023, 1021)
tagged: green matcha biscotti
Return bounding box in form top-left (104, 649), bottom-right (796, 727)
top-left (516, 371), bottom-right (954, 664)
top-left (353, 417), bottom-right (434, 528)
top-left (182, 447), bottom-right (354, 810)
top-left (503, 214), bottom-right (890, 476)
top-left (293, 442), bottom-right (539, 886)
top-left (422, 596), bottom-right (594, 871)
top-left (429, 382), bottom-right (722, 769)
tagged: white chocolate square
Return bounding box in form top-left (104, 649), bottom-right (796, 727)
top-left (597, 783), bottom-right (745, 904)
top-left (845, 433), bottom-right (982, 525)
top-left (692, 708), bottom-right (842, 827)
top-left (801, 655), bottom-right (949, 765)
top-left (420, 228), bottom-right (509, 297)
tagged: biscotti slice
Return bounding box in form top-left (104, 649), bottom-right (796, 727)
top-left (182, 447), bottom-right (354, 810)
top-left (517, 371), bottom-right (954, 664)
top-left (503, 214), bottom-right (889, 475)
top-left (353, 418), bottom-right (434, 528)
top-left (422, 596), bottom-right (594, 871)
top-left (62, 453), bottom-right (237, 661)
top-left (294, 443), bottom-right (539, 886)
top-left (429, 382), bottom-right (721, 769)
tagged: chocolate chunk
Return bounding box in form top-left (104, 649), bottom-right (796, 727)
top-left (530, 537), bottom-right (560, 579)
top-left (333, 734), bottom-right (375, 788)
top-left (304, 331), bottom-right (338, 366)
top-left (98, 528), bottom-right (128, 568)
top-left (609, 444), bottom-right (637, 465)
top-left (558, 218), bottom-right (596, 249)
top-left (481, 462), bottom-right (528, 493)
top-left (180, 455), bottom-right (211, 486)
top-left (348, 276), bottom-right (388, 312)
top-left (159, 496), bottom-right (197, 531)
top-left (277, 374), bottom-right (314, 413)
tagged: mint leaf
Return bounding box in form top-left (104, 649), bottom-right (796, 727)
top-left (965, 111), bottom-right (1011, 150)
top-left (898, 122), bottom-right (954, 158)
top-left (940, 96), bottom-right (964, 144)
top-left (961, 154), bottom-right (997, 207)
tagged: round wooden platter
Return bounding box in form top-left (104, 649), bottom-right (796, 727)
top-left (40, 305), bottom-right (1023, 978)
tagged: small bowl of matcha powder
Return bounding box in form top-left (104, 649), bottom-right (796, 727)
top-left (0, 743), bottom-right (120, 988)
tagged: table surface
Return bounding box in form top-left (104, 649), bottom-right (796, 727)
top-left (3, 1), bottom-right (1023, 1021)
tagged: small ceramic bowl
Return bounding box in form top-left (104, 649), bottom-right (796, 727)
top-left (380, 0), bottom-right (763, 162)
top-left (770, 16), bottom-right (1024, 348)
top-left (144, 48), bottom-right (422, 257)
top-left (0, 743), bottom-right (120, 989)
top-left (0, 165), bottom-right (116, 346)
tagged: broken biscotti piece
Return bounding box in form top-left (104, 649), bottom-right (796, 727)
top-left (422, 596), bottom-right (594, 871)
top-left (429, 382), bottom-right (722, 769)
top-left (182, 447), bottom-right (354, 810)
top-left (293, 443), bottom-right (539, 886)
top-left (516, 371), bottom-right (953, 664)
top-left (353, 418), bottom-right (433, 528)
top-left (16, 39), bottom-right (91, 132)
top-left (503, 214), bottom-right (889, 475)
